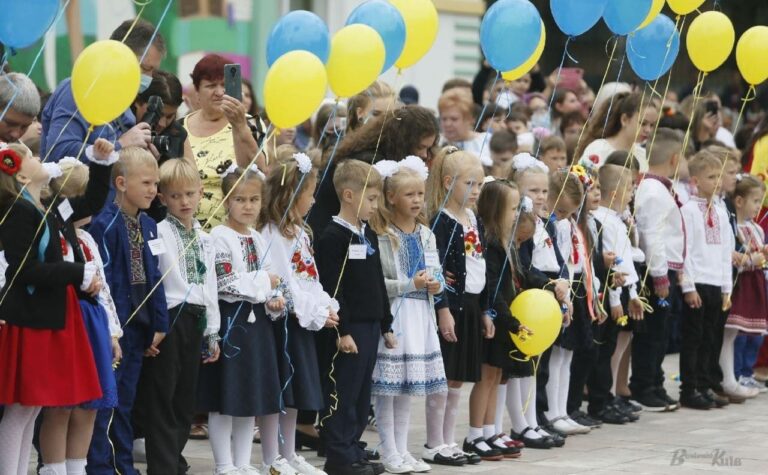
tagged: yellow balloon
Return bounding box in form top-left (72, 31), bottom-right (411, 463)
top-left (71, 40), bottom-right (140, 126)
top-left (327, 24), bottom-right (385, 98)
top-left (637, 0), bottom-right (664, 29)
top-left (509, 289), bottom-right (563, 358)
top-left (736, 26), bottom-right (768, 85)
top-left (667, 0), bottom-right (704, 15)
top-left (264, 50), bottom-right (328, 129)
top-left (390, 0), bottom-right (439, 70)
top-left (686, 11), bottom-right (734, 73)
top-left (502, 21), bottom-right (545, 81)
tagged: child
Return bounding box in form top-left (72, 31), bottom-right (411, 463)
top-left (139, 159), bottom-right (221, 473)
top-left (487, 130), bottom-right (517, 179)
top-left (369, 157), bottom-right (448, 472)
top-left (679, 150), bottom-right (733, 409)
top-left (631, 128), bottom-right (685, 412)
top-left (721, 174), bottom-right (765, 399)
top-left (506, 111), bottom-right (530, 137)
top-left (259, 151), bottom-right (340, 475)
top-left (0, 142), bottom-right (110, 475)
top-left (88, 147), bottom-right (170, 474)
top-left (315, 160), bottom-right (396, 475)
top-left (39, 155), bottom-right (123, 475)
top-left (477, 179), bottom-right (533, 458)
top-left (507, 154), bottom-right (570, 448)
top-left (539, 136), bottom-right (567, 173)
top-left (425, 147), bottom-right (490, 463)
top-left (198, 164), bottom-right (295, 474)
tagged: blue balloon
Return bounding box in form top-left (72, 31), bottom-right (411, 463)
top-left (346, 0), bottom-right (406, 74)
top-left (550, 0), bottom-right (607, 37)
top-left (480, 0), bottom-right (542, 72)
top-left (266, 10), bottom-right (330, 66)
top-left (0, 0), bottom-right (59, 50)
top-left (627, 14), bottom-right (680, 81)
top-left (603, 0), bottom-right (652, 36)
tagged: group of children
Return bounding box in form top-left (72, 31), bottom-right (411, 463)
top-left (0, 86), bottom-right (767, 475)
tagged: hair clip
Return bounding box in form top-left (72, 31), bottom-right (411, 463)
top-left (570, 164), bottom-right (594, 189)
top-left (42, 162), bottom-right (63, 180)
top-left (512, 153), bottom-right (548, 173)
top-left (373, 160), bottom-right (399, 179)
top-left (399, 155), bottom-right (429, 180)
top-left (0, 147), bottom-right (21, 176)
top-left (219, 162), bottom-right (238, 178)
top-left (521, 196), bottom-right (533, 213)
top-left (292, 152), bottom-right (313, 174)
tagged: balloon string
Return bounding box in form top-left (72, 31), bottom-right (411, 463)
top-left (601, 43), bottom-right (627, 137)
top-left (474, 71), bottom-right (501, 132)
top-left (139, 0), bottom-right (173, 65)
top-left (536, 36), bottom-right (572, 158)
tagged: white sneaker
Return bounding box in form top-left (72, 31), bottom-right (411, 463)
top-left (402, 452), bottom-right (431, 472)
top-left (724, 382), bottom-right (760, 399)
top-left (237, 466), bottom-right (261, 475)
top-left (262, 456), bottom-right (299, 475)
top-left (214, 469), bottom-right (240, 475)
top-left (383, 454), bottom-right (414, 474)
top-left (564, 417), bottom-right (591, 434)
top-left (739, 375), bottom-right (768, 393)
top-left (287, 454), bottom-right (327, 475)
top-left (552, 418), bottom-right (582, 435)
top-left (133, 438), bottom-right (146, 464)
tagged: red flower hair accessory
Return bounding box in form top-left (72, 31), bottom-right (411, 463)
top-left (0, 145), bottom-right (21, 176)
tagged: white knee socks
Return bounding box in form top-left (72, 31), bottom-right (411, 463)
top-left (425, 392), bottom-right (447, 448)
top-left (519, 376), bottom-right (539, 429)
top-left (208, 412), bottom-right (236, 472)
top-left (393, 396), bottom-right (411, 455)
top-left (504, 380), bottom-right (527, 434)
top-left (545, 346), bottom-right (573, 419)
top-left (720, 327), bottom-right (738, 389)
top-left (374, 395), bottom-right (396, 459)
top-left (260, 413), bottom-right (280, 466)
top-left (0, 404), bottom-right (42, 475)
top-left (443, 387), bottom-right (462, 446)
top-left (232, 416), bottom-right (255, 468)
top-left (494, 384), bottom-right (507, 434)
top-left (558, 349), bottom-right (573, 418)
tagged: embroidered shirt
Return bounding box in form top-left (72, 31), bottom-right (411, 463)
top-left (680, 196), bottom-right (733, 294)
top-left (121, 209), bottom-right (146, 285)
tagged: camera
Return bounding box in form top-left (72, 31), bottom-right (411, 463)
top-left (142, 95), bottom-right (185, 161)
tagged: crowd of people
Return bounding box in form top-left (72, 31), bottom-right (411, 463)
top-left (0, 15), bottom-right (768, 475)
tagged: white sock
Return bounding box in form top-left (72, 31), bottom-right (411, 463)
top-left (232, 416), bottom-right (255, 468)
top-left (260, 413), bottom-right (280, 466)
top-left (393, 395), bottom-right (411, 455)
top-left (65, 458), bottom-right (87, 475)
top-left (0, 404), bottom-right (41, 475)
top-left (443, 387), bottom-right (461, 445)
top-left (558, 349), bottom-right (573, 418)
top-left (278, 408), bottom-right (298, 460)
top-left (208, 412), bottom-right (236, 472)
top-left (425, 392), bottom-right (447, 448)
top-left (374, 395), bottom-right (397, 459)
top-left (494, 384), bottom-right (507, 434)
top-left (482, 424), bottom-right (496, 439)
top-left (611, 332), bottom-right (632, 395)
top-left (720, 328), bottom-right (739, 388)
top-left (505, 379), bottom-right (529, 435)
top-left (40, 463), bottom-right (67, 475)
top-left (520, 377), bottom-right (542, 436)
top-left (544, 348), bottom-right (564, 420)
top-left (467, 426), bottom-right (483, 442)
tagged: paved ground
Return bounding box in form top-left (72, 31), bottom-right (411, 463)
top-left (34, 354), bottom-right (768, 474)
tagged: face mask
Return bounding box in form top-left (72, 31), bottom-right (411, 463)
top-left (139, 74), bottom-right (153, 93)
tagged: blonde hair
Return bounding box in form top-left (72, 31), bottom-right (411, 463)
top-left (347, 80), bottom-right (395, 131)
top-left (0, 143), bottom-right (31, 209)
top-left (477, 179), bottom-right (519, 246)
top-left (705, 144), bottom-right (740, 166)
top-left (508, 162), bottom-right (548, 184)
top-left (370, 167), bottom-right (426, 241)
top-left (688, 149), bottom-right (722, 177)
top-left (549, 170), bottom-right (584, 209)
top-left (258, 154), bottom-right (317, 238)
top-left (112, 146), bottom-right (158, 187)
top-left (426, 147), bottom-right (484, 219)
top-left (332, 159), bottom-right (382, 201)
top-left (158, 158), bottom-right (201, 193)
top-left (50, 160), bottom-right (89, 199)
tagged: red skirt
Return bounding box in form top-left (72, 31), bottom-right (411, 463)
top-left (0, 286), bottom-right (102, 406)
top-left (727, 270), bottom-right (768, 334)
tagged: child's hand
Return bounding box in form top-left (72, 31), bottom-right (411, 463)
top-left (92, 138), bottom-right (115, 161)
top-left (269, 273), bottom-right (281, 289)
top-left (413, 270), bottom-right (428, 290)
top-left (337, 334), bottom-right (358, 354)
top-left (611, 272), bottom-right (628, 289)
top-left (325, 309), bottom-right (340, 328)
top-left (144, 332), bottom-right (166, 357)
top-left (425, 276), bottom-right (441, 295)
top-left (518, 324), bottom-right (533, 336)
top-left (438, 308), bottom-right (457, 342)
top-left (684, 291), bottom-right (702, 309)
top-left (111, 337), bottom-right (123, 365)
top-left (732, 251), bottom-right (747, 267)
top-left (266, 296), bottom-right (285, 313)
top-left (629, 298), bottom-right (644, 320)
top-left (444, 271), bottom-right (456, 287)
top-left (383, 332), bottom-right (397, 349)
top-left (85, 274), bottom-right (103, 298)
top-left (482, 314), bottom-right (495, 339)
top-left (554, 280), bottom-right (569, 302)
top-left (603, 251), bottom-right (617, 268)
top-left (751, 252), bottom-right (766, 268)
top-left (203, 341), bottom-right (220, 364)
top-left (611, 305), bottom-right (624, 322)
top-left (722, 293), bottom-right (732, 311)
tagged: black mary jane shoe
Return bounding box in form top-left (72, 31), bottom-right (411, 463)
top-left (515, 427), bottom-right (554, 449)
top-left (463, 437), bottom-right (504, 461)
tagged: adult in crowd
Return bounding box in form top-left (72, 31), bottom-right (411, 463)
top-left (0, 72), bottom-right (41, 144)
top-left (576, 91), bottom-right (658, 171)
top-left (181, 54), bottom-right (263, 229)
top-left (41, 19), bottom-right (165, 162)
top-left (438, 88), bottom-right (491, 166)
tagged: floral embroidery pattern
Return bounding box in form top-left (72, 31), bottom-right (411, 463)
top-left (464, 227), bottom-right (483, 259)
top-left (240, 236), bottom-right (259, 272)
top-left (291, 235), bottom-right (318, 281)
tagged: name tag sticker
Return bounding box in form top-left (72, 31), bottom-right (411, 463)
top-left (148, 238), bottom-right (166, 256)
top-left (425, 250), bottom-right (440, 267)
top-left (348, 244), bottom-right (367, 260)
top-left (58, 199), bottom-right (74, 222)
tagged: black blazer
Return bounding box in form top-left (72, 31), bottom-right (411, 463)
top-left (0, 161), bottom-right (111, 329)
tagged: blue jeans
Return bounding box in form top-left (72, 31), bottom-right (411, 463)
top-left (734, 334), bottom-right (764, 379)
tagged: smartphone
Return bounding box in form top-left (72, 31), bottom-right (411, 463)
top-left (224, 63), bottom-right (242, 101)
top-left (705, 100), bottom-right (719, 116)
top-left (558, 67), bottom-right (584, 92)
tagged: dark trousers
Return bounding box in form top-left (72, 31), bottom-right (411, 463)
top-left (735, 334), bottom-right (764, 378)
top-left (88, 324), bottom-right (147, 475)
top-left (706, 309), bottom-right (729, 391)
top-left (137, 305), bottom-right (205, 475)
top-left (586, 319), bottom-right (619, 414)
top-left (630, 271), bottom-right (674, 397)
top-left (320, 322), bottom-right (379, 467)
top-left (679, 284), bottom-right (722, 395)
top-left (567, 340), bottom-right (599, 415)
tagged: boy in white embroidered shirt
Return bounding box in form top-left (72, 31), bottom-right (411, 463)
top-left (679, 151), bottom-right (733, 410)
top-left (138, 159), bottom-right (221, 473)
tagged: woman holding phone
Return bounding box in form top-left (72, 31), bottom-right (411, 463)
top-left (182, 54), bottom-right (263, 229)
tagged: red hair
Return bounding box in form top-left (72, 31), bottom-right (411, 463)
top-left (191, 54), bottom-right (228, 90)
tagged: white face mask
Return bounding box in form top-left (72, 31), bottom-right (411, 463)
top-left (139, 74), bottom-right (153, 93)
